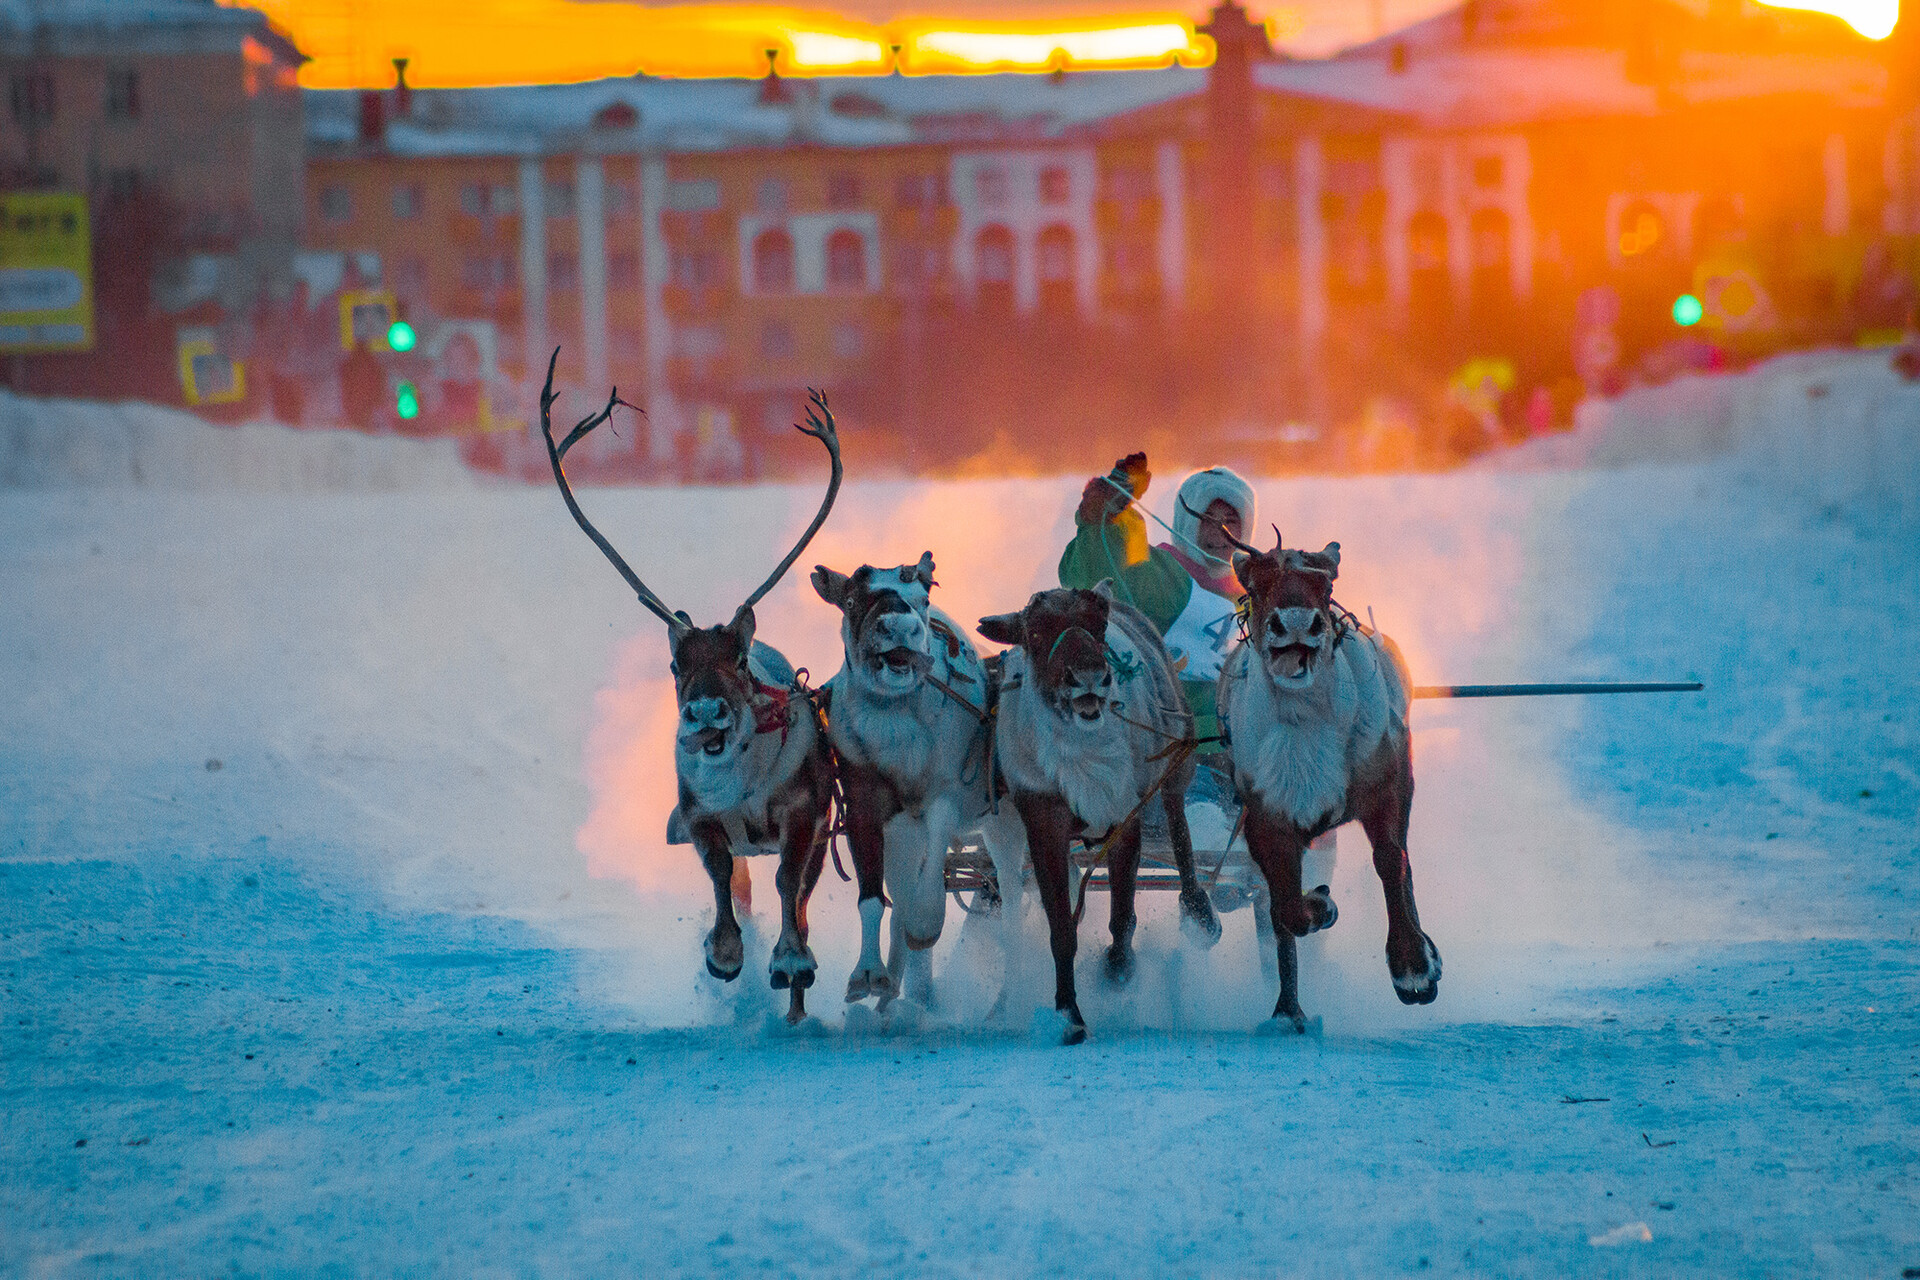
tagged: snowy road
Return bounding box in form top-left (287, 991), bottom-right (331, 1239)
top-left (3, 354), bottom-right (1917, 1276)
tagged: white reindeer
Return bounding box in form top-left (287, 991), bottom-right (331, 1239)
top-left (1215, 533), bottom-right (1441, 1031)
top-left (812, 554), bottom-right (1026, 1011)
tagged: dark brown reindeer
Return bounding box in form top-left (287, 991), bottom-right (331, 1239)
top-left (978, 585), bottom-right (1220, 1045)
top-left (539, 353), bottom-right (842, 1023)
top-left (1213, 527), bottom-right (1441, 1031)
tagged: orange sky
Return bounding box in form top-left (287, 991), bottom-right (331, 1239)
top-left (223, 0), bottom-right (1898, 88)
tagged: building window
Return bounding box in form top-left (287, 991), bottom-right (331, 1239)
top-left (606, 180), bottom-right (637, 218)
top-left (1472, 155), bottom-right (1504, 189)
top-left (319, 185), bottom-right (352, 224)
top-left (756, 178), bottom-right (790, 215)
top-left (974, 167), bottom-right (1008, 207)
top-left (546, 180), bottom-right (575, 219)
top-left (976, 224), bottom-right (1015, 312)
top-left (609, 252), bottom-right (640, 290)
top-left (103, 169), bottom-right (143, 205)
top-left (548, 252), bottom-right (579, 291)
top-left (826, 229), bottom-right (867, 291)
top-left (832, 320), bottom-right (865, 359)
top-left (1106, 165), bottom-right (1152, 202)
top-left (753, 229), bottom-right (795, 293)
top-left (1408, 211), bottom-right (1449, 273)
top-left (393, 254), bottom-right (428, 299)
top-left (392, 183), bottom-right (423, 219)
top-left (1039, 165), bottom-right (1071, 205)
top-left (895, 172), bottom-right (946, 209)
top-left (460, 182), bottom-right (517, 217)
top-left (105, 68), bottom-right (139, 120)
top-left (976, 225), bottom-right (1014, 284)
top-left (1038, 224), bottom-right (1076, 312)
top-left (667, 178), bottom-right (721, 212)
top-left (461, 254), bottom-right (515, 289)
top-left (892, 242), bottom-right (946, 288)
top-left (827, 170), bottom-right (862, 209)
top-left (10, 73), bottom-right (54, 123)
top-left (759, 320), bottom-right (795, 359)
top-left (672, 250), bottom-right (721, 288)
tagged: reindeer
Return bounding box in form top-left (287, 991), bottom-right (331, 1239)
top-left (538, 353), bottom-right (842, 1023)
top-left (1214, 531), bottom-right (1442, 1031)
top-left (810, 554), bottom-right (1026, 1012)
top-left (977, 585), bottom-right (1221, 1044)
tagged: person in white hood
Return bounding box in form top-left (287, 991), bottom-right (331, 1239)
top-left (1057, 452), bottom-right (1255, 751)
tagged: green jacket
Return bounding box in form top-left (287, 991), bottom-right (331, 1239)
top-left (1058, 514), bottom-right (1226, 751)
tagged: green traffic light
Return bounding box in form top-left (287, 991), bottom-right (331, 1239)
top-left (1672, 294), bottom-right (1704, 327)
top-left (396, 380), bottom-right (420, 420)
top-left (387, 320), bottom-right (417, 352)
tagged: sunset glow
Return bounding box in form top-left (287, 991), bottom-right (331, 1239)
top-left (222, 0), bottom-right (1213, 86)
top-left (1755, 0), bottom-right (1900, 38)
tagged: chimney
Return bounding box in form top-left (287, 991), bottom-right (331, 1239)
top-left (357, 90), bottom-right (385, 147)
top-left (392, 57), bottom-right (412, 121)
top-left (758, 48), bottom-right (793, 105)
top-left (1199, 1), bottom-right (1267, 322)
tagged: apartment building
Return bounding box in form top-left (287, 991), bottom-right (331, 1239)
top-left (299, 0), bottom-right (1912, 466)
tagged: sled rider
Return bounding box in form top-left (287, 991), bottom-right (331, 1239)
top-left (1057, 452), bottom-right (1252, 769)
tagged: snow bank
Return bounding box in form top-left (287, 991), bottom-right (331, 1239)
top-left (0, 390), bottom-right (474, 492)
top-left (1494, 348), bottom-right (1920, 520)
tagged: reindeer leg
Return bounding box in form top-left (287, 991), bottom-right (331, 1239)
top-left (1243, 805), bottom-right (1319, 1031)
top-left (841, 767), bottom-right (894, 1005)
top-left (1103, 819), bottom-right (1141, 986)
top-left (1163, 781), bottom-right (1221, 948)
top-left (1359, 753), bottom-right (1440, 1006)
top-left (781, 820), bottom-right (830, 1024)
top-left (1016, 792), bottom-right (1086, 1045)
top-left (901, 796), bottom-right (963, 1011)
top-left (769, 812), bottom-right (823, 1009)
top-left (692, 820), bottom-right (744, 982)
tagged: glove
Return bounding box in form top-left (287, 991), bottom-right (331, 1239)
top-left (1076, 452), bottom-right (1151, 526)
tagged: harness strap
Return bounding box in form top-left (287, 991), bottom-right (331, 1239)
top-left (1070, 734), bottom-right (1201, 927)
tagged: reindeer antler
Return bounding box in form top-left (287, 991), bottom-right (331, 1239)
top-left (539, 349), bottom-right (685, 634)
top-left (1178, 496), bottom-right (1262, 556)
top-left (742, 388), bottom-right (842, 610)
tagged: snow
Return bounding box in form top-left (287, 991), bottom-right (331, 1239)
top-left (3, 352), bottom-right (1918, 1275)
top-left (0, 390), bottom-right (474, 492)
top-left (307, 68), bottom-right (1206, 157)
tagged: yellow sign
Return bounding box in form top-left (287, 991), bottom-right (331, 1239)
top-left (339, 289), bottom-right (397, 351)
top-left (177, 335), bottom-right (247, 406)
top-left (0, 192), bottom-right (93, 353)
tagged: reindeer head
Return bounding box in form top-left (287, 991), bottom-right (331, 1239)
top-left (1233, 535), bottom-right (1343, 691)
top-left (812, 552), bottom-right (937, 698)
top-left (667, 605), bottom-right (761, 763)
top-left (979, 586), bottom-right (1116, 728)
top-left (538, 353), bottom-right (841, 759)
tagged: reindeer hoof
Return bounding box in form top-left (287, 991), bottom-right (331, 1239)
top-left (844, 969), bottom-right (894, 1004)
top-left (1305, 885), bottom-right (1338, 934)
top-left (1031, 1006), bottom-right (1087, 1045)
top-left (1103, 942), bottom-right (1135, 986)
top-left (704, 926), bottom-right (744, 982)
top-left (1390, 933), bottom-right (1442, 1005)
top-left (1179, 890), bottom-right (1223, 948)
top-left (769, 941), bottom-right (817, 993)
